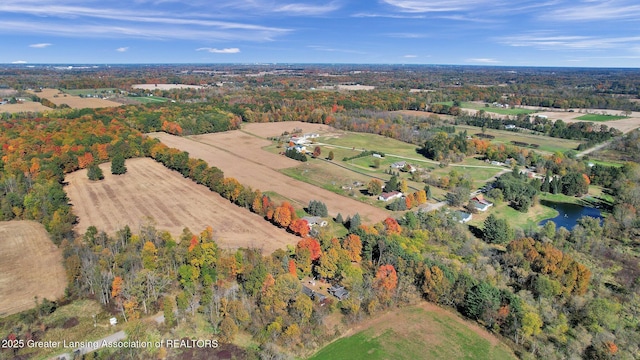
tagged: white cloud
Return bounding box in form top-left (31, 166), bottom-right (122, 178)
top-left (0, 2), bottom-right (291, 41)
top-left (29, 43), bottom-right (51, 48)
top-left (499, 33), bottom-right (640, 50)
top-left (116, 47), bottom-right (129, 52)
top-left (381, 0), bottom-right (494, 13)
top-left (545, 1), bottom-right (640, 21)
top-left (307, 45), bottom-right (367, 54)
top-left (196, 47), bottom-right (240, 53)
top-left (386, 32), bottom-right (428, 38)
top-left (12, 60), bottom-right (28, 64)
top-left (403, 54), bottom-right (417, 58)
top-left (466, 58), bottom-right (501, 63)
top-left (274, 2), bottom-right (341, 15)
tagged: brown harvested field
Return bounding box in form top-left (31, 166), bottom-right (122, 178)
top-left (398, 109), bottom-right (640, 133)
top-left (191, 131), bottom-right (299, 170)
top-left (64, 158), bottom-right (299, 253)
top-left (241, 121), bottom-right (338, 138)
top-left (150, 131), bottom-right (389, 223)
top-left (27, 88), bottom-right (121, 109)
top-left (0, 221), bottom-right (66, 316)
top-left (132, 84), bottom-right (203, 90)
top-left (0, 102), bottom-right (52, 113)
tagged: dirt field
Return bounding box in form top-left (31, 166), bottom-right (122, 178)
top-left (0, 221), bottom-right (66, 316)
top-left (399, 109), bottom-right (640, 133)
top-left (0, 102), bottom-right (52, 113)
top-left (64, 158), bottom-right (299, 253)
top-left (150, 130), bottom-right (390, 223)
top-left (27, 88), bottom-right (121, 109)
top-left (241, 121), bottom-right (338, 138)
top-left (132, 84), bottom-right (203, 90)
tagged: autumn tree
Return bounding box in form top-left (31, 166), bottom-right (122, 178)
top-left (342, 234), bottom-right (362, 262)
top-left (383, 217), bottom-right (402, 235)
top-left (328, 151), bottom-right (334, 160)
top-left (78, 152), bottom-right (94, 169)
top-left (312, 146), bottom-right (321, 158)
top-left (374, 264), bottom-right (398, 303)
top-left (274, 202), bottom-right (294, 228)
top-left (367, 179), bottom-right (383, 196)
top-left (289, 218), bottom-right (309, 237)
top-left (296, 237), bottom-right (322, 261)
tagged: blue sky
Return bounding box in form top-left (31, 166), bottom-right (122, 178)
top-left (2, 0), bottom-right (640, 67)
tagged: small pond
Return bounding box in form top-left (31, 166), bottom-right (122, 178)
top-left (538, 200), bottom-right (603, 230)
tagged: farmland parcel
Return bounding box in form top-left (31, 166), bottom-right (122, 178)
top-left (0, 221), bottom-right (66, 316)
top-left (64, 158), bottom-right (299, 254)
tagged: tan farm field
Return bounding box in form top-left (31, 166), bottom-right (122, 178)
top-left (0, 221), bottom-right (66, 316)
top-left (241, 121), bottom-right (338, 138)
top-left (64, 158), bottom-right (299, 254)
top-left (150, 129), bottom-right (389, 224)
top-left (27, 88), bottom-right (121, 109)
top-left (0, 102), bottom-right (52, 113)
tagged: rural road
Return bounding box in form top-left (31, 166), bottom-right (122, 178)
top-left (576, 139), bottom-right (613, 158)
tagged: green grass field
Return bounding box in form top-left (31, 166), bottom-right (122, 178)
top-left (436, 101), bottom-right (537, 115)
top-left (468, 201), bottom-right (558, 231)
top-left (575, 114), bottom-right (627, 122)
top-left (128, 96), bottom-right (170, 103)
top-left (61, 88), bottom-right (119, 96)
top-left (455, 125), bottom-right (581, 154)
top-left (308, 304), bottom-right (516, 360)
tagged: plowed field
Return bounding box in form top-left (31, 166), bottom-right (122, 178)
top-left (64, 158), bottom-right (299, 253)
top-left (0, 221), bottom-right (66, 316)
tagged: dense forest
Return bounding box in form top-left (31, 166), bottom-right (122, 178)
top-left (1, 65), bottom-right (639, 359)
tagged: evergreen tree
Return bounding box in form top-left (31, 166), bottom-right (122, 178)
top-left (111, 154), bottom-right (127, 175)
top-left (483, 214), bottom-right (512, 244)
top-left (335, 213), bottom-right (343, 224)
top-left (87, 163), bottom-right (104, 180)
top-left (349, 213), bottom-right (361, 233)
top-left (385, 175), bottom-right (399, 192)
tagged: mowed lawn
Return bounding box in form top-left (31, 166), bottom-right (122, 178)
top-left (308, 303), bottom-right (516, 360)
top-left (575, 114), bottom-right (627, 122)
top-left (455, 125), bottom-right (581, 154)
top-left (436, 101), bottom-right (537, 116)
top-left (319, 132), bottom-right (423, 158)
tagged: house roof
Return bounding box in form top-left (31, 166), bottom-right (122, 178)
top-left (379, 191), bottom-right (401, 200)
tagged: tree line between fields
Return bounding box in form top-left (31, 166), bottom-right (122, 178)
top-left (1, 99), bottom-right (639, 359)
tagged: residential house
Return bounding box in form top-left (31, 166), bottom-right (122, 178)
top-left (302, 216), bottom-right (328, 228)
top-left (471, 194), bottom-right (493, 212)
top-left (455, 211), bottom-right (472, 223)
top-left (391, 161), bottom-right (407, 169)
top-left (328, 285), bottom-right (349, 300)
top-left (378, 191), bottom-right (403, 202)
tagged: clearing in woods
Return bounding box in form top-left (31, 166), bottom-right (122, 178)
top-left (64, 158), bottom-right (300, 254)
top-left (308, 302), bottom-right (516, 360)
top-left (149, 129), bottom-right (390, 223)
top-left (0, 221), bottom-right (66, 316)
top-left (27, 88), bottom-right (121, 109)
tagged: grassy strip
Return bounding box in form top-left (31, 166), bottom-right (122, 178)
top-left (575, 114), bottom-right (626, 122)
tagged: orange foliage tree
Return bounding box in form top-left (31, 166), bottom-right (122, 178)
top-left (296, 237), bottom-right (322, 261)
top-left (289, 218), bottom-right (309, 237)
top-left (383, 217), bottom-right (402, 235)
top-left (77, 152), bottom-right (94, 169)
top-left (342, 234), bottom-right (362, 262)
top-left (374, 264), bottom-right (398, 302)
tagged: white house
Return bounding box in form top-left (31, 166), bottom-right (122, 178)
top-left (378, 191), bottom-right (403, 202)
top-left (302, 216), bottom-right (328, 228)
top-left (456, 211), bottom-right (472, 223)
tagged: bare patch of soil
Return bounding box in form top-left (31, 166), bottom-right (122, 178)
top-left (0, 221), bottom-right (66, 316)
top-left (64, 158), bottom-right (299, 254)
